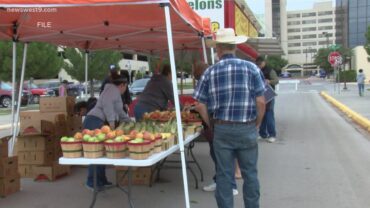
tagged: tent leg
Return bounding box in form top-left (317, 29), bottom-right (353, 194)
top-left (201, 37), bottom-right (208, 64)
top-left (164, 5), bottom-right (190, 208)
top-left (10, 43), bottom-right (28, 156)
top-left (85, 51), bottom-right (89, 98)
top-left (11, 42), bottom-right (16, 136)
top-left (211, 47), bottom-right (215, 65)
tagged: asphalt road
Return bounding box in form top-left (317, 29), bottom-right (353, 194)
top-left (1, 80), bottom-right (370, 207)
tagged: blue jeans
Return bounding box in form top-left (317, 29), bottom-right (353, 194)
top-left (208, 140), bottom-right (237, 189)
top-left (259, 99), bottom-right (276, 138)
top-left (358, 83), bottom-right (365, 96)
top-left (213, 123), bottom-right (260, 208)
top-left (134, 102), bottom-right (151, 121)
top-left (83, 115), bottom-right (108, 187)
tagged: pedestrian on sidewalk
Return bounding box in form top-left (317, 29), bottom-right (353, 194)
top-left (193, 28), bottom-right (266, 208)
top-left (357, 69), bottom-right (366, 97)
top-left (256, 56), bottom-right (279, 143)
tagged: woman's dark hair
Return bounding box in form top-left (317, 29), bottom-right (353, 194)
top-left (194, 62), bottom-right (209, 80)
top-left (359, 69), bottom-right (363, 73)
top-left (111, 73), bottom-right (128, 86)
top-left (255, 56), bottom-right (265, 66)
top-left (87, 97), bottom-right (97, 112)
top-left (161, 64), bottom-right (171, 76)
top-left (74, 101), bottom-right (87, 114)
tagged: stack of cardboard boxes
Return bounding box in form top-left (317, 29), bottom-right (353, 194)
top-left (17, 96), bottom-right (82, 181)
top-left (0, 137), bottom-right (20, 197)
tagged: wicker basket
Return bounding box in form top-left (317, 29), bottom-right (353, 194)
top-left (153, 136), bottom-right (163, 153)
top-left (127, 140), bottom-right (152, 160)
top-left (104, 141), bottom-right (127, 159)
top-left (61, 141), bottom-right (83, 158)
top-left (82, 142), bottom-right (104, 158)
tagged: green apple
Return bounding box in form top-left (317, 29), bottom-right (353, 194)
top-left (61, 137), bottom-right (69, 142)
top-left (114, 136), bottom-right (123, 142)
top-left (88, 137), bottom-right (96, 142)
top-left (105, 139), bottom-right (114, 143)
top-left (67, 137), bottom-right (75, 142)
top-left (83, 134), bottom-right (91, 142)
top-left (135, 138), bottom-right (144, 143)
top-left (97, 133), bottom-right (106, 141)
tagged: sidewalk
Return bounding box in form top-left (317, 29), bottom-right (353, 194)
top-left (327, 83), bottom-right (370, 120)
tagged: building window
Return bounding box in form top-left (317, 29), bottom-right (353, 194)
top-left (288, 35), bottom-right (301, 40)
top-left (288, 13), bottom-right (301, 18)
top-left (318, 18), bottom-right (333, 23)
top-left (319, 33), bottom-right (333, 38)
top-left (288, 21), bottom-right (301, 25)
top-left (302, 12), bottom-right (316, 17)
top-left (302, 27), bottom-right (317, 32)
top-left (302, 34), bottom-right (317, 39)
top-left (318, 11), bottom-right (333, 16)
top-left (319, 40), bottom-right (333, 45)
top-left (302, 19), bottom-right (316, 24)
top-left (318, 26), bottom-right (333, 30)
top-left (288, 43), bottom-right (301, 47)
top-left (302, 42), bottom-right (317, 46)
top-left (288, 50), bottom-right (301, 54)
top-left (288, 28), bottom-right (301, 33)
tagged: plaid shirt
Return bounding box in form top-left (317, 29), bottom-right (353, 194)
top-left (193, 54), bottom-right (265, 122)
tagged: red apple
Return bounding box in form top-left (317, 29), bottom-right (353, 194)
top-left (101, 125), bottom-right (111, 134)
top-left (74, 132), bottom-right (83, 140)
top-left (116, 129), bottom-right (124, 136)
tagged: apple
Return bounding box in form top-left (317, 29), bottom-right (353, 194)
top-left (114, 136), bottom-right (124, 142)
top-left (61, 136), bottom-right (69, 142)
top-left (105, 139), bottom-right (114, 143)
top-left (74, 132), bottom-right (83, 140)
top-left (82, 129), bottom-right (90, 135)
top-left (136, 132), bottom-right (144, 139)
top-left (129, 130), bottom-right (137, 139)
top-left (116, 129), bottom-right (124, 136)
top-left (83, 134), bottom-right (91, 142)
top-left (143, 131), bottom-right (151, 140)
top-left (67, 137), bottom-right (75, 142)
top-left (97, 133), bottom-right (106, 141)
top-left (88, 137), bottom-right (96, 142)
top-left (135, 138), bottom-right (144, 143)
top-left (94, 129), bottom-right (102, 135)
top-left (101, 125), bottom-right (111, 134)
top-left (106, 131), bottom-right (116, 139)
top-left (122, 136), bottom-right (131, 141)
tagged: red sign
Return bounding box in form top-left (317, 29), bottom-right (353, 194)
top-left (328, 51), bottom-right (342, 66)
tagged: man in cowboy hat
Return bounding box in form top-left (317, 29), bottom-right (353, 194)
top-left (193, 28), bottom-right (266, 208)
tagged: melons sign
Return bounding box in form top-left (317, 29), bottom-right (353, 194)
top-left (187, 0), bottom-right (224, 32)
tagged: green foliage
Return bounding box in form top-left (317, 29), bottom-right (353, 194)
top-left (135, 71), bottom-right (143, 79)
top-left (63, 48), bottom-right (122, 81)
top-left (314, 46), bottom-right (351, 73)
top-left (0, 41), bottom-right (63, 81)
top-left (338, 70), bottom-right (356, 82)
top-left (265, 55), bottom-right (288, 74)
top-left (364, 25), bottom-right (370, 55)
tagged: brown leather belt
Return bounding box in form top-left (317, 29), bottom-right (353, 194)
top-left (213, 119), bottom-right (256, 125)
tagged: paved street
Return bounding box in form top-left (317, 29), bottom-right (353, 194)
top-left (1, 79), bottom-right (370, 207)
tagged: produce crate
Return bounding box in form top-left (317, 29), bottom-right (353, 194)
top-left (18, 165), bottom-right (35, 178)
top-left (0, 174), bottom-right (20, 197)
top-left (39, 96), bottom-right (75, 114)
top-left (18, 151), bottom-right (55, 165)
top-left (16, 135), bottom-right (58, 152)
top-left (33, 162), bottom-right (71, 181)
top-left (0, 136), bottom-right (9, 158)
top-left (116, 167), bottom-right (153, 186)
top-left (0, 157), bottom-right (18, 178)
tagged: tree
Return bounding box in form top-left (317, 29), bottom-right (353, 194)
top-left (63, 48), bottom-right (122, 81)
top-left (0, 41), bottom-right (63, 81)
top-left (314, 46), bottom-right (351, 73)
top-left (364, 25), bottom-right (370, 55)
top-left (266, 55), bottom-right (288, 74)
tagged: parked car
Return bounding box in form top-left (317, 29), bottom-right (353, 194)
top-left (0, 82), bottom-right (28, 108)
top-left (23, 82), bottom-right (54, 104)
top-left (280, 72), bottom-right (292, 78)
top-left (177, 72), bottom-right (189, 79)
top-left (129, 78), bottom-right (150, 96)
top-left (38, 81), bottom-right (61, 96)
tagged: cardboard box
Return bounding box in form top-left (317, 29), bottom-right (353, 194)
top-left (19, 110), bottom-right (67, 136)
top-left (40, 96), bottom-right (75, 114)
top-left (0, 157), bottom-right (18, 178)
top-left (17, 151), bottom-right (54, 165)
top-left (18, 165), bottom-right (34, 178)
top-left (33, 162), bottom-right (71, 181)
top-left (0, 174), bottom-right (20, 197)
top-left (67, 115), bottom-right (83, 135)
top-left (16, 136), bottom-right (57, 152)
top-left (41, 120), bottom-right (68, 137)
top-left (116, 167), bottom-right (153, 186)
top-left (0, 137), bottom-right (9, 158)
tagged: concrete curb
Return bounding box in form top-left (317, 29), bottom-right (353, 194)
top-left (320, 91), bottom-right (370, 131)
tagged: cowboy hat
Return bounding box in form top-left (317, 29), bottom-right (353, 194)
top-left (206, 28), bottom-right (248, 48)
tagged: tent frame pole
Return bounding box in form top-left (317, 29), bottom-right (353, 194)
top-left (85, 51), bottom-right (89, 97)
top-left (10, 43), bottom-right (28, 156)
top-left (11, 42), bottom-right (16, 139)
top-left (201, 37), bottom-right (208, 64)
top-left (163, 4), bottom-right (190, 208)
top-left (211, 47), bottom-right (215, 65)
